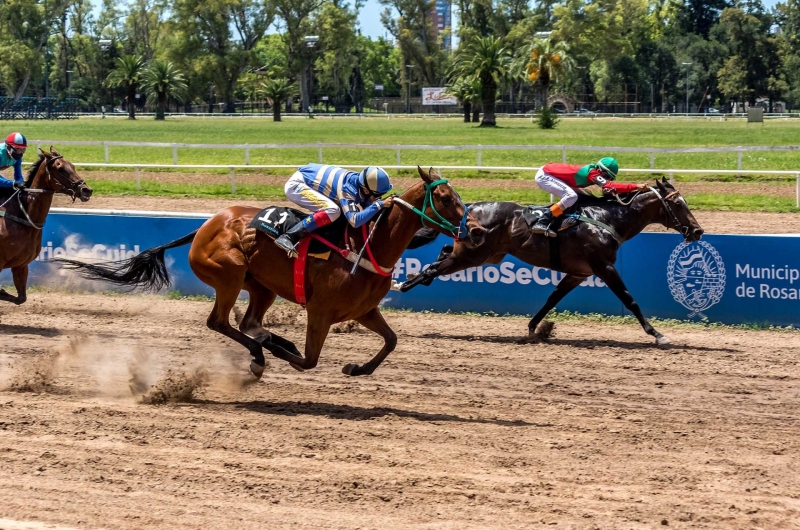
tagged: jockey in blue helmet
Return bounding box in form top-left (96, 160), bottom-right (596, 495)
top-left (275, 164), bottom-right (394, 258)
top-left (0, 132), bottom-right (28, 190)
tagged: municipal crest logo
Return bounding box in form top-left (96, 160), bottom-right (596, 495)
top-left (667, 241), bottom-right (726, 319)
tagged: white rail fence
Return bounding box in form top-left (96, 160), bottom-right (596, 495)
top-left (25, 160), bottom-right (800, 207)
top-left (29, 139), bottom-right (800, 171)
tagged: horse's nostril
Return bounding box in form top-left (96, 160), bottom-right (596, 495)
top-left (470, 227), bottom-right (485, 237)
top-left (694, 228), bottom-right (704, 236)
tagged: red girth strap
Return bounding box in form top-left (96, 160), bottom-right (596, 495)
top-left (293, 236), bottom-right (312, 306)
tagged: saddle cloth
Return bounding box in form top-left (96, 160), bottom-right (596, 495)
top-left (249, 205), bottom-right (340, 255)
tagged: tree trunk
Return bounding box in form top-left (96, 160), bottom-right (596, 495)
top-left (298, 69), bottom-right (309, 112)
top-left (540, 83), bottom-right (550, 110)
top-left (480, 80), bottom-right (496, 127)
top-left (13, 72), bottom-right (31, 102)
top-left (156, 93), bottom-right (166, 120)
top-left (273, 103), bottom-right (281, 122)
top-left (127, 86), bottom-right (137, 119)
top-left (463, 101), bottom-right (471, 122)
top-left (224, 79), bottom-right (236, 113)
top-left (472, 103), bottom-right (480, 123)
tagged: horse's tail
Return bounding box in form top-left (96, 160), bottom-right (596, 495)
top-left (54, 230), bottom-right (199, 292)
top-left (407, 227), bottom-right (440, 249)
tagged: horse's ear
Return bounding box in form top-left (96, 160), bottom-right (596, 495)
top-left (49, 146), bottom-right (62, 157)
top-left (417, 165), bottom-right (433, 183)
top-left (38, 147), bottom-right (47, 157)
top-left (661, 176), bottom-right (668, 184)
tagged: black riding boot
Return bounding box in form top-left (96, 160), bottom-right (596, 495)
top-left (532, 210), bottom-right (557, 238)
top-left (274, 223), bottom-right (311, 258)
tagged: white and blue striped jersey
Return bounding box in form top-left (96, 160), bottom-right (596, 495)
top-left (297, 163), bottom-right (383, 228)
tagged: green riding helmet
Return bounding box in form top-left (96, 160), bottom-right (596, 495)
top-left (596, 157), bottom-right (619, 180)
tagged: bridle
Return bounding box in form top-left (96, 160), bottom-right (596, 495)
top-left (0, 155), bottom-right (87, 230)
top-left (610, 186), bottom-right (692, 238)
top-left (392, 179), bottom-right (471, 241)
top-left (41, 154), bottom-right (87, 201)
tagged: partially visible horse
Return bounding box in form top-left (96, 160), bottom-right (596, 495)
top-left (400, 178), bottom-right (703, 344)
top-left (58, 167), bottom-right (485, 378)
top-left (0, 148), bottom-right (93, 306)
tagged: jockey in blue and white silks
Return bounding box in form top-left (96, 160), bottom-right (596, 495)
top-left (0, 132), bottom-right (28, 189)
top-left (275, 163), bottom-right (394, 258)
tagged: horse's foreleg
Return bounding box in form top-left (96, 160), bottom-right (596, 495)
top-left (594, 264), bottom-right (669, 345)
top-left (342, 308), bottom-right (397, 376)
top-left (277, 313), bottom-right (330, 371)
top-left (525, 274), bottom-right (585, 339)
top-left (400, 246), bottom-right (484, 293)
top-left (0, 265), bottom-right (28, 305)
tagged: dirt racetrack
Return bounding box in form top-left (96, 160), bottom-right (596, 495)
top-left (0, 292), bottom-right (798, 529)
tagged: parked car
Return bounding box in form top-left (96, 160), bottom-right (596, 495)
top-left (705, 108), bottom-right (720, 114)
top-left (573, 108), bottom-right (596, 115)
top-left (551, 107), bottom-right (566, 114)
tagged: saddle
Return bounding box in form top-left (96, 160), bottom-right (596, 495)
top-left (248, 205), bottom-right (346, 255)
top-left (521, 194), bottom-right (624, 244)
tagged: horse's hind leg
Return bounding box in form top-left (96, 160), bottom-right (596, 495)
top-left (593, 264), bottom-right (669, 345)
top-left (342, 308), bottom-right (397, 376)
top-left (0, 265), bottom-right (28, 305)
top-left (240, 278), bottom-right (302, 358)
top-left (206, 282), bottom-right (269, 378)
top-left (524, 274), bottom-right (585, 342)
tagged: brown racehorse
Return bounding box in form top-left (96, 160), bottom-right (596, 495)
top-left (58, 167), bottom-right (485, 378)
top-left (0, 148), bottom-right (92, 306)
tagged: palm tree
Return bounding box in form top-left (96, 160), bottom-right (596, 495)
top-left (449, 36), bottom-right (512, 127)
top-left (521, 39), bottom-right (574, 110)
top-left (262, 78), bottom-right (294, 122)
top-left (141, 60), bottom-right (188, 120)
top-left (105, 55), bottom-right (144, 120)
top-left (446, 78), bottom-right (481, 123)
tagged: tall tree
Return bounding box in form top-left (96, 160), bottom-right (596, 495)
top-left (521, 38), bottom-right (574, 109)
top-left (106, 55), bottom-right (144, 118)
top-left (274, 0), bottom-right (326, 111)
top-left (141, 59), bottom-right (187, 119)
top-left (173, 0), bottom-right (275, 113)
top-left (0, 0), bottom-right (68, 100)
top-left (450, 36), bottom-right (512, 127)
top-left (262, 77), bottom-right (295, 120)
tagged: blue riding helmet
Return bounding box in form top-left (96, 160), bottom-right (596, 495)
top-left (359, 166), bottom-right (393, 196)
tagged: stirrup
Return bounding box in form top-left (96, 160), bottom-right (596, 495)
top-left (275, 236), bottom-right (299, 258)
top-left (532, 222), bottom-right (550, 235)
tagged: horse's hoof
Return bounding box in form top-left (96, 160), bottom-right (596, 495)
top-left (656, 335), bottom-right (671, 346)
top-left (342, 363), bottom-right (361, 376)
top-left (290, 363), bottom-right (305, 372)
top-left (250, 360), bottom-right (265, 379)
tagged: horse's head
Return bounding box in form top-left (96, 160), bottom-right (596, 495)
top-left (36, 147), bottom-right (93, 202)
top-left (652, 177), bottom-right (703, 242)
top-left (413, 166), bottom-right (485, 247)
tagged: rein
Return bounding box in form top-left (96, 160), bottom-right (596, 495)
top-left (392, 179), bottom-right (470, 239)
top-left (0, 155), bottom-right (84, 230)
top-left (649, 187), bottom-right (692, 238)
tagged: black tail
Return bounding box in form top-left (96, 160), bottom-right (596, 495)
top-left (407, 227), bottom-right (439, 249)
top-left (54, 230), bottom-right (199, 291)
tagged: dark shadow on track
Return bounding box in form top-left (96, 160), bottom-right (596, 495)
top-left (415, 332), bottom-right (738, 353)
top-left (202, 400), bottom-right (545, 427)
top-left (0, 323), bottom-right (62, 337)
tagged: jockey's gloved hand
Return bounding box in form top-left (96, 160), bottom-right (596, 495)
top-left (381, 196), bottom-right (394, 209)
top-left (13, 181), bottom-right (26, 190)
top-left (638, 183), bottom-right (650, 191)
top-left (602, 187), bottom-right (617, 195)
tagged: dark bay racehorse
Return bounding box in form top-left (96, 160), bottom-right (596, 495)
top-left (58, 167), bottom-right (485, 378)
top-left (0, 148), bottom-right (92, 305)
top-left (400, 178), bottom-right (703, 345)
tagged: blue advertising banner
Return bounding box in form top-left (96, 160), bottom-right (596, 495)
top-left (3, 212), bottom-right (799, 326)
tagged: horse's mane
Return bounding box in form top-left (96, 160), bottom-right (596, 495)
top-left (25, 154), bottom-right (45, 187)
top-left (0, 154), bottom-right (45, 201)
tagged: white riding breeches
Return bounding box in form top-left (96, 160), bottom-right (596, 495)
top-left (535, 168), bottom-right (579, 211)
top-left (284, 171), bottom-right (341, 222)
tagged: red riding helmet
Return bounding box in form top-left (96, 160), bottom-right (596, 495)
top-left (5, 132), bottom-right (27, 160)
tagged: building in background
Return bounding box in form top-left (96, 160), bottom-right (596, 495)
top-left (430, 0), bottom-right (452, 52)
